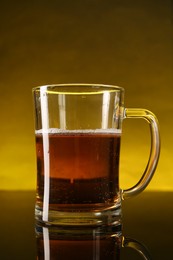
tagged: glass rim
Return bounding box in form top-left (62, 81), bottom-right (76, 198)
top-left (32, 83), bottom-right (124, 95)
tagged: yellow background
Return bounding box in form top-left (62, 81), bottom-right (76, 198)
top-left (0, 0), bottom-right (172, 190)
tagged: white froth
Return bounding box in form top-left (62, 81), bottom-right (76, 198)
top-left (35, 128), bottom-right (121, 134)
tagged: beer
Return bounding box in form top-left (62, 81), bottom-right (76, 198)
top-left (36, 225), bottom-right (122, 260)
top-left (36, 129), bottom-right (121, 211)
top-left (36, 232), bottom-right (121, 260)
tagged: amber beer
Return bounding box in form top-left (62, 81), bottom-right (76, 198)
top-left (36, 129), bottom-right (121, 211)
top-left (36, 227), bottom-right (122, 260)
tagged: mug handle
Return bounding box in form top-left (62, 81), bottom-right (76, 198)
top-left (123, 237), bottom-right (151, 260)
top-left (121, 108), bottom-right (160, 199)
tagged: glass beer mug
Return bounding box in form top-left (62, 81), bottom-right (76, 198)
top-left (33, 84), bottom-right (160, 226)
top-left (36, 224), bottom-right (151, 260)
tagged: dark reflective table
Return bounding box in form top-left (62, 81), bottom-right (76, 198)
top-left (0, 191), bottom-right (172, 259)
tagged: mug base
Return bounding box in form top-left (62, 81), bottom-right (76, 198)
top-left (35, 203), bottom-right (122, 227)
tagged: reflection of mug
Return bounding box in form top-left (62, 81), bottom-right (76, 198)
top-left (35, 224), bottom-right (151, 260)
top-left (33, 84), bottom-right (160, 226)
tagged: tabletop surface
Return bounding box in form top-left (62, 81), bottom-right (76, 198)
top-left (0, 191), bottom-right (172, 260)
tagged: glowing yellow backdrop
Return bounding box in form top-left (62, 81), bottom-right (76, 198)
top-left (0, 0), bottom-right (172, 190)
